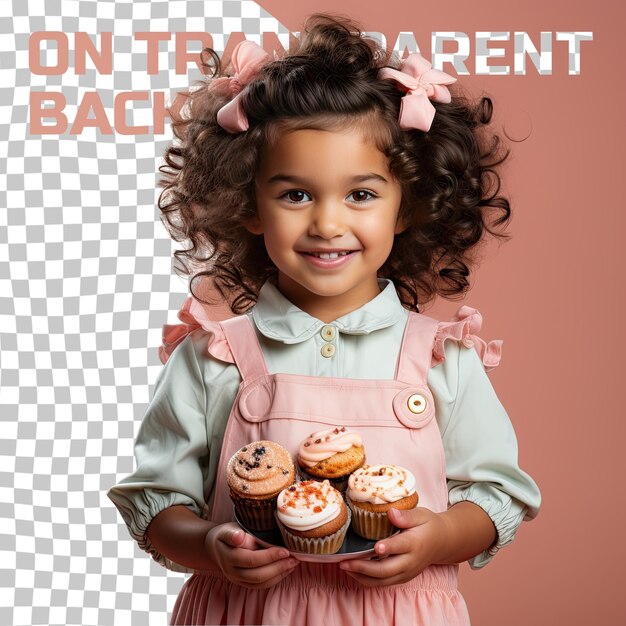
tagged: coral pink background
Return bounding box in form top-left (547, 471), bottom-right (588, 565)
top-left (204, 1), bottom-right (624, 624)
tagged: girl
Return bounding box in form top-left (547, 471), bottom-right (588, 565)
top-left (108, 13), bottom-right (541, 626)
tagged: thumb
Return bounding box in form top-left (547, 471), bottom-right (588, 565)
top-left (387, 506), bottom-right (428, 529)
top-left (226, 528), bottom-right (246, 546)
top-left (223, 527), bottom-right (259, 550)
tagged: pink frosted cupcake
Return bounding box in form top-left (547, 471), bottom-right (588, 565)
top-left (297, 426), bottom-right (365, 493)
top-left (275, 480), bottom-right (351, 554)
top-left (346, 464), bottom-right (419, 540)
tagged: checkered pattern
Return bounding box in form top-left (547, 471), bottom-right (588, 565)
top-left (0, 1), bottom-right (290, 625)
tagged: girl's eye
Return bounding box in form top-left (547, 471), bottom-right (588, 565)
top-left (349, 190), bottom-right (376, 203)
top-left (279, 189), bottom-right (377, 204)
top-left (281, 190), bottom-right (311, 204)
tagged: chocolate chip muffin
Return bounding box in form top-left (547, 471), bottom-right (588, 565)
top-left (227, 440), bottom-right (296, 530)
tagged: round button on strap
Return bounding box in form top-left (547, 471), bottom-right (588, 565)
top-left (392, 386), bottom-right (435, 429)
top-left (407, 393), bottom-right (427, 414)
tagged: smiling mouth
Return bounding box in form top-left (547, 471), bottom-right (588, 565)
top-left (302, 251), bottom-right (354, 259)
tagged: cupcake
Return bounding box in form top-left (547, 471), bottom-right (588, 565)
top-left (227, 440), bottom-right (296, 531)
top-left (346, 464), bottom-right (418, 540)
top-left (275, 480), bottom-right (351, 554)
top-left (297, 426), bottom-right (366, 493)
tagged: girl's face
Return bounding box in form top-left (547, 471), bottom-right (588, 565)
top-left (248, 127), bottom-right (405, 321)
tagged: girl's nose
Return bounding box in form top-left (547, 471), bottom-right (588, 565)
top-left (308, 201), bottom-right (347, 239)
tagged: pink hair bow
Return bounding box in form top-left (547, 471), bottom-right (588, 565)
top-left (211, 40), bottom-right (270, 133)
top-left (379, 53), bottom-right (456, 132)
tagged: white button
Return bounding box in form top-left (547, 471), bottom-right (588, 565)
top-left (321, 325), bottom-right (336, 341)
top-left (407, 393), bottom-right (427, 414)
top-left (321, 343), bottom-right (336, 358)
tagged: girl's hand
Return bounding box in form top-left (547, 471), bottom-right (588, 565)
top-left (339, 507), bottom-right (448, 587)
top-left (205, 522), bottom-right (300, 589)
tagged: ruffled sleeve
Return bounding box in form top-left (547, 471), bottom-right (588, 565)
top-left (107, 323), bottom-right (242, 572)
top-left (159, 297), bottom-right (234, 365)
top-left (432, 305), bottom-right (503, 372)
top-left (108, 331), bottom-right (210, 572)
top-left (427, 307), bottom-right (541, 569)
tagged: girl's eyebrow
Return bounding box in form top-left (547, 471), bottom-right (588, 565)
top-left (265, 173), bottom-right (389, 185)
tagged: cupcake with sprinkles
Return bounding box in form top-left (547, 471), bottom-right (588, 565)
top-left (275, 480), bottom-right (351, 554)
top-left (227, 440), bottom-right (296, 531)
top-left (346, 464), bottom-right (419, 540)
top-left (297, 426), bottom-right (366, 493)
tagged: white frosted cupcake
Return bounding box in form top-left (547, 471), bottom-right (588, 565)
top-left (346, 464), bottom-right (419, 540)
top-left (275, 480), bottom-right (350, 554)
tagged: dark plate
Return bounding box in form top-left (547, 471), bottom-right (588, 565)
top-left (233, 508), bottom-right (399, 563)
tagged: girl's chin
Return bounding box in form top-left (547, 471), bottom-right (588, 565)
top-left (276, 274), bottom-right (382, 308)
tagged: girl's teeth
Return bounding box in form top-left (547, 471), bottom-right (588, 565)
top-left (311, 251), bottom-right (350, 259)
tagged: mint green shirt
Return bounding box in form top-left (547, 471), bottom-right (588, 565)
top-left (108, 278), bottom-right (541, 571)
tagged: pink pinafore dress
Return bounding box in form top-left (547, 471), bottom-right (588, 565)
top-left (170, 310), bottom-right (472, 626)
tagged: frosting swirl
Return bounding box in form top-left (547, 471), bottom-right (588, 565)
top-left (347, 464), bottom-right (416, 504)
top-left (277, 480), bottom-right (343, 531)
top-left (297, 427), bottom-right (363, 467)
top-left (227, 441), bottom-right (294, 497)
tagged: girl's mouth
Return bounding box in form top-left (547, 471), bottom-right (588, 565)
top-left (306, 251), bottom-right (352, 259)
top-left (300, 250), bottom-right (357, 268)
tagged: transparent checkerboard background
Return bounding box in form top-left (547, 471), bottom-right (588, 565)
top-left (0, 1), bottom-right (291, 624)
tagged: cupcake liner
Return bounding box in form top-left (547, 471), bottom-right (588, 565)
top-left (346, 495), bottom-right (396, 540)
top-left (229, 489), bottom-right (279, 531)
top-left (275, 507), bottom-right (351, 555)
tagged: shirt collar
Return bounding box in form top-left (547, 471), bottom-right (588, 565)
top-left (251, 278), bottom-right (407, 344)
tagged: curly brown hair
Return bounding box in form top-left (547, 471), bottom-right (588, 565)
top-left (158, 13), bottom-right (511, 314)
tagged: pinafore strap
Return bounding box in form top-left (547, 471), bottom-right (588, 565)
top-left (219, 314), bottom-right (268, 381)
top-left (394, 311), bottom-right (440, 384)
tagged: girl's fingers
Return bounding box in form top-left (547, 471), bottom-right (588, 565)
top-left (235, 561), bottom-right (299, 590)
top-left (230, 530), bottom-right (262, 551)
top-left (339, 553), bottom-right (405, 579)
top-left (214, 524), bottom-right (263, 552)
top-left (219, 526), bottom-right (259, 550)
top-left (231, 545), bottom-right (292, 569)
top-left (374, 530), bottom-right (421, 557)
top-left (233, 556), bottom-right (299, 586)
top-left (386, 507), bottom-right (431, 529)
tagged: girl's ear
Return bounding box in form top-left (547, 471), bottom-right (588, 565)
top-left (394, 213), bottom-right (409, 235)
top-left (243, 214), bottom-right (264, 235)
